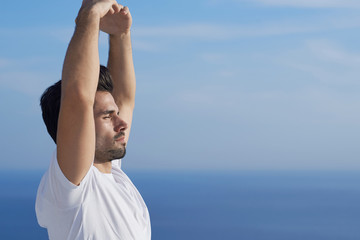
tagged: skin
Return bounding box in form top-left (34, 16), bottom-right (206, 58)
top-left (57, 0), bottom-right (135, 185)
top-left (93, 91), bottom-right (128, 173)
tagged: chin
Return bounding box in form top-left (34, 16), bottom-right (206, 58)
top-left (95, 146), bottom-right (126, 163)
top-left (108, 147), bottom-right (126, 161)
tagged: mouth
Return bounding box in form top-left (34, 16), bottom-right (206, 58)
top-left (114, 132), bottom-right (126, 143)
top-left (115, 136), bottom-right (125, 142)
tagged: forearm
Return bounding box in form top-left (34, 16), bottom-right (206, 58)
top-left (107, 32), bottom-right (136, 108)
top-left (61, 9), bottom-right (101, 104)
top-left (56, 7), bottom-right (102, 185)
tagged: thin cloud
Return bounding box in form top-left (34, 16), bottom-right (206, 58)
top-left (199, 53), bottom-right (228, 63)
top-left (0, 71), bottom-right (54, 96)
top-left (48, 27), bottom-right (73, 43)
top-left (172, 84), bottom-right (360, 125)
top-left (274, 39), bottom-right (360, 85)
top-left (2, 14), bottom-right (360, 47)
top-left (132, 40), bottom-right (160, 52)
top-left (132, 17), bottom-right (360, 41)
top-left (0, 58), bottom-right (12, 68)
top-left (232, 0), bottom-right (360, 8)
top-left (0, 57), bottom-right (57, 96)
top-left (305, 39), bottom-right (360, 67)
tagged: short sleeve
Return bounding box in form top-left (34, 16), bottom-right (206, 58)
top-left (44, 149), bottom-right (94, 208)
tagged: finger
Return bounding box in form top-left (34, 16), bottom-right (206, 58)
top-left (113, 3), bottom-right (122, 13)
top-left (120, 6), bottom-right (129, 15)
top-left (108, 7), bottom-right (115, 15)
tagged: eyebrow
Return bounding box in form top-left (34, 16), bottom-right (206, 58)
top-left (98, 110), bottom-right (116, 116)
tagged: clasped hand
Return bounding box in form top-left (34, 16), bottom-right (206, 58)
top-left (80, 0), bottom-right (132, 36)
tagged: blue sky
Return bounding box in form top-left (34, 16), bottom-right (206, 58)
top-left (1, 0), bottom-right (360, 170)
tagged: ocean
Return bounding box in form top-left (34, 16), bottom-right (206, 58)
top-left (0, 170), bottom-right (359, 240)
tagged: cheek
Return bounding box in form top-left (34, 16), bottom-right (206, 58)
top-left (95, 132), bottom-right (114, 151)
top-left (94, 119), bottom-right (104, 134)
top-left (95, 121), bottom-right (106, 146)
top-left (95, 121), bottom-right (115, 147)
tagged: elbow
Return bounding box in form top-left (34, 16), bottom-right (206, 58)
top-left (61, 88), bottom-right (96, 107)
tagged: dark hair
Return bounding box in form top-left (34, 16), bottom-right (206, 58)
top-left (40, 65), bottom-right (113, 143)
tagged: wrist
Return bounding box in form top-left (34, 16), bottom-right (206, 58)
top-left (76, 6), bottom-right (101, 28)
top-left (109, 29), bottom-right (130, 40)
top-left (109, 30), bottom-right (131, 40)
top-left (109, 32), bottom-right (132, 52)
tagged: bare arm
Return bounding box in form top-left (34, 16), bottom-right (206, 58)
top-left (102, 6), bottom-right (135, 143)
top-left (57, 0), bottom-right (121, 185)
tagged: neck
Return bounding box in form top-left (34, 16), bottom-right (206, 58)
top-left (93, 161), bottom-right (112, 173)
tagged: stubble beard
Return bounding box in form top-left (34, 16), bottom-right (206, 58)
top-left (95, 143), bottom-right (126, 163)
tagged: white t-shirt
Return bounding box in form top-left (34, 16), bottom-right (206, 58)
top-left (35, 151), bottom-right (151, 240)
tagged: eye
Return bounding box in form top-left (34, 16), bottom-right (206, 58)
top-left (103, 115), bottom-right (111, 119)
top-left (117, 111), bottom-right (120, 116)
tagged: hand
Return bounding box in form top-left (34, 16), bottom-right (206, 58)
top-left (100, 5), bottom-right (132, 36)
top-left (77, 0), bottom-right (121, 22)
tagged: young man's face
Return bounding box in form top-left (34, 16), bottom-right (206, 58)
top-left (93, 91), bottom-right (128, 163)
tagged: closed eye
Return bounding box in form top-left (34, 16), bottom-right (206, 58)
top-left (100, 110), bottom-right (116, 119)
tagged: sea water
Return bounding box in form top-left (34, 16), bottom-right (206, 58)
top-left (0, 170), bottom-right (359, 240)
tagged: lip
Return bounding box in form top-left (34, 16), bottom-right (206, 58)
top-left (115, 136), bottom-right (125, 142)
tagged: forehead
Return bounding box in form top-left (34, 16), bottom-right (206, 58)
top-left (94, 91), bottom-right (118, 113)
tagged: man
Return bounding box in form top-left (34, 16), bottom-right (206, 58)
top-left (35, 0), bottom-right (151, 239)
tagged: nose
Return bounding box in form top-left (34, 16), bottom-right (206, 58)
top-left (114, 115), bottom-right (128, 132)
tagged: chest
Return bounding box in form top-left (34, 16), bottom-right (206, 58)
top-left (80, 175), bottom-right (150, 239)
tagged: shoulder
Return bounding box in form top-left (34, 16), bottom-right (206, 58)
top-left (37, 150), bottom-right (97, 208)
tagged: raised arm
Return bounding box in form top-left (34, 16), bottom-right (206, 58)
top-left (101, 6), bottom-right (135, 143)
top-left (57, 0), bottom-right (121, 185)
